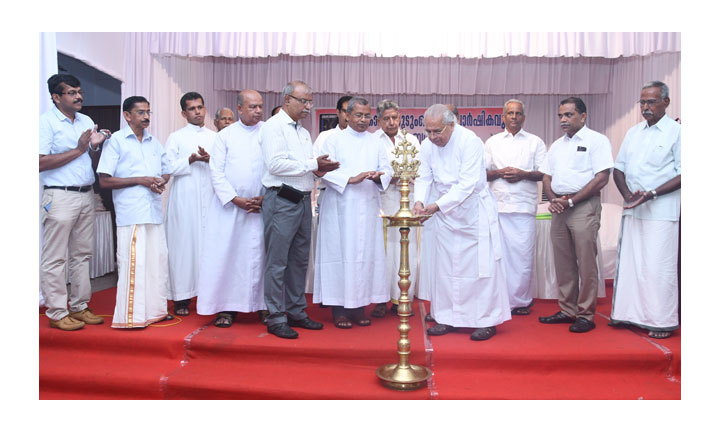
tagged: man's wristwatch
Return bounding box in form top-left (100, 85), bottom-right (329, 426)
top-left (651, 190), bottom-right (658, 200)
top-left (568, 198), bottom-right (574, 208)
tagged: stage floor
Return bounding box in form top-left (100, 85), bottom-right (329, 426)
top-left (39, 284), bottom-right (680, 399)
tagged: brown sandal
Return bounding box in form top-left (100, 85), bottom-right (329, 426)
top-left (333, 315), bottom-right (353, 329)
top-left (371, 303), bottom-right (387, 318)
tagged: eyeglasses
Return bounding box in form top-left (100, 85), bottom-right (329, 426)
top-left (132, 110), bottom-right (152, 116)
top-left (61, 90), bottom-right (84, 97)
top-left (638, 99), bottom-right (659, 106)
top-left (425, 125), bottom-right (448, 137)
top-left (289, 95), bottom-right (314, 106)
top-left (352, 113), bottom-right (373, 120)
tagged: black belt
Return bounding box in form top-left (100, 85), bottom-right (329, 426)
top-left (44, 185), bottom-right (93, 192)
top-left (268, 186), bottom-right (312, 195)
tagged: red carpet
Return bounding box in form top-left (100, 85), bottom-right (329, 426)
top-left (39, 283), bottom-right (680, 399)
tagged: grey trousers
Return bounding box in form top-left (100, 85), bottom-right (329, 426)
top-left (262, 188), bottom-right (312, 326)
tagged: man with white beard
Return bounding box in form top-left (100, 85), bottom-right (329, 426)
top-left (164, 92), bottom-right (215, 316)
top-left (370, 99), bottom-right (421, 318)
top-left (313, 97), bottom-right (392, 328)
top-left (413, 104), bottom-right (510, 341)
top-left (197, 90), bottom-right (267, 327)
top-left (485, 99), bottom-right (547, 316)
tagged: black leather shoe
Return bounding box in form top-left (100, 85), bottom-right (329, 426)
top-left (470, 326), bottom-right (496, 341)
top-left (287, 317), bottom-right (324, 330)
top-left (268, 323), bottom-right (299, 339)
top-left (569, 317), bottom-right (596, 333)
top-left (426, 323), bottom-right (454, 336)
top-left (538, 311), bottom-right (575, 324)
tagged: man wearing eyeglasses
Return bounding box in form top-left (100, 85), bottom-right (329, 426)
top-left (98, 96), bottom-right (172, 329)
top-left (414, 104), bottom-right (510, 341)
top-left (313, 97), bottom-right (392, 328)
top-left (539, 97), bottom-right (614, 333)
top-left (40, 74), bottom-right (111, 331)
top-left (260, 80), bottom-right (341, 339)
top-left (371, 99), bottom-right (421, 319)
top-left (609, 81), bottom-right (681, 339)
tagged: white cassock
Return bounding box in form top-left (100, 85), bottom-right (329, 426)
top-left (196, 120), bottom-right (266, 314)
top-left (414, 125), bottom-right (511, 328)
top-left (611, 115), bottom-right (680, 330)
top-left (313, 127), bottom-right (392, 308)
top-left (164, 124), bottom-right (216, 301)
top-left (416, 141), bottom-right (439, 302)
top-left (374, 129), bottom-right (421, 302)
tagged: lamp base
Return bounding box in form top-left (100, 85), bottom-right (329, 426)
top-left (376, 363), bottom-right (431, 391)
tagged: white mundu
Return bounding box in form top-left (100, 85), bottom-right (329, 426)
top-left (611, 114), bottom-right (680, 330)
top-left (164, 123), bottom-right (216, 301)
top-left (485, 129), bottom-right (547, 309)
top-left (313, 127), bottom-right (392, 308)
top-left (415, 125), bottom-right (511, 328)
top-left (375, 129), bottom-right (421, 301)
top-left (197, 120), bottom-right (266, 314)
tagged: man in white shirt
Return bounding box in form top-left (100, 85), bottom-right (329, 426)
top-left (313, 97), bottom-right (392, 328)
top-left (98, 96), bottom-right (171, 329)
top-left (610, 81), bottom-right (681, 339)
top-left (260, 80), bottom-right (341, 339)
top-left (414, 104), bottom-right (510, 341)
top-left (313, 95), bottom-right (352, 156)
top-left (164, 92), bottom-right (216, 316)
top-left (371, 99), bottom-right (421, 318)
top-left (213, 107), bottom-right (235, 132)
top-left (198, 90), bottom-right (267, 328)
top-left (539, 97), bottom-right (614, 333)
top-left (485, 99), bottom-right (547, 316)
top-left (39, 74), bottom-right (110, 331)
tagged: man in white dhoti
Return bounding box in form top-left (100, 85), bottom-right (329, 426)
top-left (485, 99), bottom-right (547, 316)
top-left (370, 99), bottom-right (421, 319)
top-left (413, 104), bottom-right (510, 341)
top-left (40, 74), bottom-right (110, 330)
top-left (98, 96), bottom-right (171, 329)
top-left (313, 97), bottom-right (392, 328)
top-left (539, 97), bottom-right (614, 333)
top-left (164, 92), bottom-right (215, 316)
top-left (610, 81), bottom-right (681, 339)
top-left (213, 107), bottom-right (235, 132)
top-left (197, 90), bottom-right (267, 327)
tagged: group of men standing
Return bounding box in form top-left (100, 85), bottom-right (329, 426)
top-left (39, 73), bottom-right (680, 342)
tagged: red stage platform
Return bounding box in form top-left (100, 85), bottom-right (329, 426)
top-left (39, 285), bottom-right (680, 399)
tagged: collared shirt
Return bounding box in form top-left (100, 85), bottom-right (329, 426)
top-left (540, 125), bottom-right (614, 194)
top-left (485, 128), bottom-right (547, 214)
top-left (615, 115), bottom-right (681, 221)
top-left (313, 125), bottom-right (341, 157)
top-left (260, 109), bottom-right (318, 192)
top-left (96, 126), bottom-right (169, 226)
top-left (39, 106), bottom-right (97, 187)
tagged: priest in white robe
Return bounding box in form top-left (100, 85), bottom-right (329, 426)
top-left (313, 97), bottom-right (392, 328)
top-left (370, 99), bottom-right (421, 318)
top-left (197, 90), bottom-right (267, 328)
top-left (414, 104), bottom-right (510, 341)
top-left (164, 92), bottom-right (216, 316)
top-left (610, 81), bottom-right (681, 339)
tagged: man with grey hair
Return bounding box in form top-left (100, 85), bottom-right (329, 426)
top-left (609, 81), bottom-right (680, 339)
top-left (260, 80), bottom-right (340, 339)
top-left (485, 99), bottom-right (547, 316)
top-left (313, 97), bottom-right (392, 328)
top-left (371, 99), bottom-right (421, 318)
top-left (414, 104), bottom-right (510, 341)
top-left (214, 107), bottom-right (234, 132)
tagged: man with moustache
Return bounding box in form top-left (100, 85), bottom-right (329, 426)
top-left (609, 81), bottom-right (681, 339)
top-left (214, 107), bottom-right (235, 132)
top-left (539, 97), bottom-right (614, 333)
top-left (260, 80), bottom-right (340, 339)
top-left (164, 92), bottom-right (215, 316)
top-left (98, 96), bottom-right (171, 329)
top-left (371, 99), bottom-right (421, 318)
top-left (313, 97), bottom-right (392, 328)
top-left (485, 99), bottom-right (547, 316)
top-left (414, 104), bottom-right (510, 341)
top-left (313, 95), bottom-right (352, 156)
top-left (40, 73), bottom-right (111, 330)
top-left (198, 90), bottom-right (268, 327)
